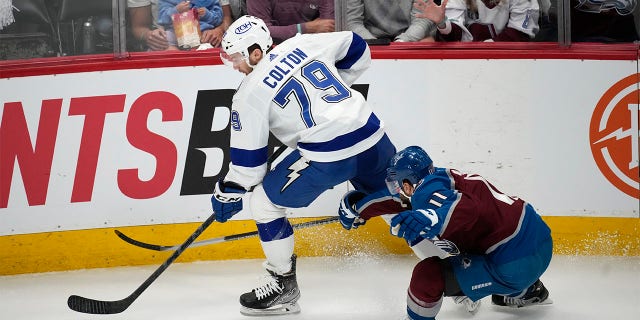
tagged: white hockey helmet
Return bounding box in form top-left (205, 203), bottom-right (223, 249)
top-left (220, 15), bottom-right (273, 68)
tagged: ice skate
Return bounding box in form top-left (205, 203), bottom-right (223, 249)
top-left (239, 254), bottom-right (301, 316)
top-left (491, 280), bottom-right (552, 308)
top-left (453, 296), bottom-right (481, 314)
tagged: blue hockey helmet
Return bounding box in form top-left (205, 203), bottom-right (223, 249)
top-left (385, 146), bottom-right (434, 195)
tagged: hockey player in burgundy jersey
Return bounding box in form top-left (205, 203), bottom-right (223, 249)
top-left (214, 15), bottom-right (397, 316)
top-left (343, 146), bottom-right (553, 320)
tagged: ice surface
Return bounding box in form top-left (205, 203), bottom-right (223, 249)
top-left (1, 254), bottom-right (638, 319)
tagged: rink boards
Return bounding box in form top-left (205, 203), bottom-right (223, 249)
top-left (0, 215), bottom-right (638, 275)
top-left (1, 43), bottom-right (639, 275)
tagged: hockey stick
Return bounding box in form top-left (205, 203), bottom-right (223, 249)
top-left (67, 145), bottom-right (288, 314)
top-left (67, 212), bottom-right (218, 314)
top-left (115, 216), bottom-right (339, 252)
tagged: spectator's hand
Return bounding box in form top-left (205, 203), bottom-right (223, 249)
top-left (305, 19), bottom-right (335, 34)
top-left (413, 0), bottom-right (448, 25)
top-left (146, 28), bottom-right (169, 51)
top-left (197, 7), bottom-right (207, 18)
top-left (176, 0), bottom-right (191, 13)
top-left (201, 27), bottom-right (224, 47)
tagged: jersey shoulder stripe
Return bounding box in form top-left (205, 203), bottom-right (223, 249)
top-left (335, 32), bottom-right (367, 70)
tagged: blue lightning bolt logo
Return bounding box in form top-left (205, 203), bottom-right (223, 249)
top-left (282, 157), bottom-right (309, 192)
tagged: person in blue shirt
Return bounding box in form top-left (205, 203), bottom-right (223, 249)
top-left (158, 0), bottom-right (223, 49)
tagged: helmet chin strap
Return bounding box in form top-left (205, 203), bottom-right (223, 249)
top-left (244, 48), bottom-right (266, 69)
top-left (399, 181), bottom-right (421, 200)
top-left (399, 188), bottom-right (412, 200)
top-left (245, 56), bottom-right (257, 69)
top-left (399, 191), bottom-right (412, 204)
top-left (249, 47), bottom-right (271, 69)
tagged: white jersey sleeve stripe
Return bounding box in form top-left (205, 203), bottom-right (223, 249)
top-left (230, 146), bottom-right (269, 168)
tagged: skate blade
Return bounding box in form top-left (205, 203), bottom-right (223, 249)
top-left (493, 298), bottom-right (554, 308)
top-left (454, 297), bottom-right (481, 314)
top-left (537, 297), bottom-right (553, 306)
top-left (465, 300), bottom-right (482, 315)
top-left (240, 302), bottom-right (301, 316)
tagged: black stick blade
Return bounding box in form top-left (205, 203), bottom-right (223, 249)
top-left (115, 230), bottom-right (169, 251)
top-left (67, 295), bottom-right (131, 314)
top-left (67, 212), bottom-right (220, 315)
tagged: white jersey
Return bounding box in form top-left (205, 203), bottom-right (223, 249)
top-left (225, 31), bottom-right (386, 189)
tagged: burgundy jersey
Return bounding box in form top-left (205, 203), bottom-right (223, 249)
top-left (411, 168), bottom-right (543, 258)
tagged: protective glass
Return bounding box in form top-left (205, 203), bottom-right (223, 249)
top-left (220, 51), bottom-right (245, 67)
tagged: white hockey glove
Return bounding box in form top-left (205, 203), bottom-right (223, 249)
top-left (338, 190), bottom-right (367, 230)
top-left (409, 237), bottom-right (460, 259)
top-left (211, 179), bottom-right (246, 223)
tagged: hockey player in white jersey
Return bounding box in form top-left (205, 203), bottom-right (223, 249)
top-left (213, 15), bottom-right (397, 315)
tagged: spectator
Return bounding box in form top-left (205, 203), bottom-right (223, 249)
top-left (128, 0), bottom-right (170, 51)
top-left (0, 0), bottom-right (15, 30)
top-left (534, 0), bottom-right (557, 42)
top-left (414, 0), bottom-right (540, 42)
top-left (571, 0), bottom-right (639, 42)
top-left (205, 0), bottom-right (235, 47)
top-left (346, 0), bottom-right (436, 42)
top-left (223, 0), bottom-right (247, 21)
top-left (247, 0), bottom-right (334, 44)
top-left (158, 0), bottom-right (224, 50)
